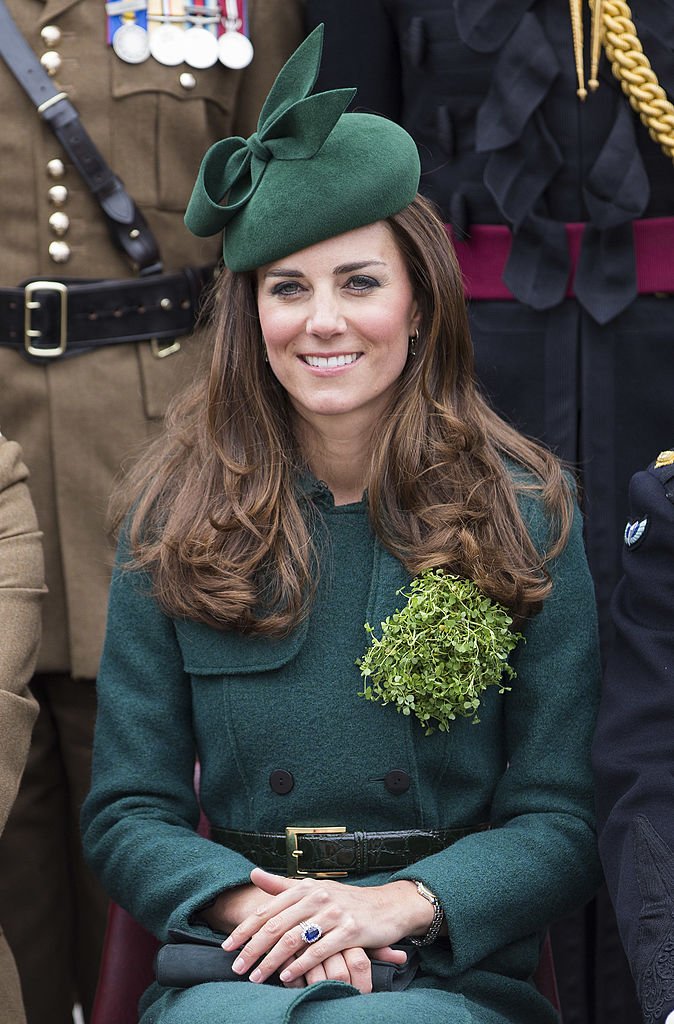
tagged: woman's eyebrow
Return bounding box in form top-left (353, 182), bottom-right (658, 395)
top-left (333, 260), bottom-right (386, 275)
top-left (263, 268), bottom-right (304, 278)
top-left (263, 259), bottom-right (387, 279)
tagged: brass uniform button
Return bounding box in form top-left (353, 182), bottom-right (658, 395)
top-left (49, 211), bottom-right (70, 236)
top-left (48, 185), bottom-right (69, 206)
top-left (49, 240), bottom-right (71, 263)
top-left (269, 769), bottom-right (294, 795)
top-left (40, 50), bottom-right (62, 76)
top-left (41, 25), bottom-right (63, 47)
top-left (47, 159), bottom-right (66, 179)
top-left (384, 769), bottom-right (411, 795)
top-left (179, 72), bottom-right (197, 91)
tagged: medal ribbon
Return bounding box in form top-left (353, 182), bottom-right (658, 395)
top-left (218, 0), bottom-right (248, 38)
top-left (146, 0), bottom-right (186, 33)
top-left (186, 0), bottom-right (219, 35)
top-left (204, 0), bottom-right (219, 36)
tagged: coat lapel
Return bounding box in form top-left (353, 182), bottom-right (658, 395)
top-left (39, 0), bottom-right (84, 25)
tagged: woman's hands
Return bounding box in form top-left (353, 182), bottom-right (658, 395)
top-left (221, 867), bottom-right (433, 991)
top-left (278, 944), bottom-right (407, 992)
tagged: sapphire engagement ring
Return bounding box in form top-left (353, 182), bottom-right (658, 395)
top-left (299, 920), bottom-right (322, 944)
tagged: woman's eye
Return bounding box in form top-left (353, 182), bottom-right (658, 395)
top-left (270, 281), bottom-right (303, 297)
top-left (347, 275), bottom-right (379, 291)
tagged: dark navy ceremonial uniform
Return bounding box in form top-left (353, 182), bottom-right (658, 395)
top-left (593, 454), bottom-right (674, 1024)
top-left (305, 8), bottom-right (674, 1018)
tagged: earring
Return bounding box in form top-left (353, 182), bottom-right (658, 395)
top-left (263, 346), bottom-right (269, 364)
top-left (409, 328), bottom-right (419, 356)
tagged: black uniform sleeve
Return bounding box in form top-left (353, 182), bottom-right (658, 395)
top-left (592, 463), bottom-right (674, 1024)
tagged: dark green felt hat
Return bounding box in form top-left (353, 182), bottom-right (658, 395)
top-left (184, 25), bottom-right (420, 271)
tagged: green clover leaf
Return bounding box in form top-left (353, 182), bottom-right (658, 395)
top-left (357, 570), bottom-right (523, 735)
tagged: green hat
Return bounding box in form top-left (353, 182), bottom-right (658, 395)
top-left (184, 25), bottom-right (420, 271)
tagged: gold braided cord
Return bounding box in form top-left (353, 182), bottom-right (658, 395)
top-left (569, 0), bottom-right (588, 99)
top-left (600, 0), bottom-right (674, 161)
top-left (589, 0), bottom-right (603, 89)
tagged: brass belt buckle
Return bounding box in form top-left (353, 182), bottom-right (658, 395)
top-left (285, 826), bottom-right (348, 878)
top-left (150, 337), bottom-right (181, 359)
top-left (24, 281), bottom-right (68, 358)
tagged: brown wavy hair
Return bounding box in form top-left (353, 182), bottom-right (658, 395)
top-left (114, 194), bottom-right (573, 634)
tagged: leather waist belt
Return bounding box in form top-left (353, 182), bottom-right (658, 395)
top-left (211, 823), bottom-right (490, 877)
top-left (448, 216), bottom-right (674, 301)
top-left (0, 265), bottom-right (215, 362)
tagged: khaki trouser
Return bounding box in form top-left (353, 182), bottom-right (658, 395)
top-left (0, 932), bottom-right (26, 1024)
top-left (0, 675), bottom-right (108, 1024)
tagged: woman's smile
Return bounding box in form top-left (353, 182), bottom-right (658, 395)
top-left (300, 352), bottom-right (363, 369)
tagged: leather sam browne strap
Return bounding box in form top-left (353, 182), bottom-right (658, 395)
top-left (210, 824), bottom-right (491, 877)
top-left (0, 0), bottom-right (162, 274)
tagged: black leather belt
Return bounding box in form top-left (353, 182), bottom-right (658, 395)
top-left (0, 265), bottom-right (215, 363)
top-left (211, 823), bottom-right (490, 878)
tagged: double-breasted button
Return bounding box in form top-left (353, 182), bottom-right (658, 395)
top-left (49, 240), bottom-right (71, 264)
top-left (48, 185), bottom-right (68, 206)
top-left (49, 212), bottom-right (70, 236)
top-left (47, 159), bottom-right (66, 180)
top-left (269, 769), bottom-right (294, 795)
top-left (384, 770), bottom-right (411, 795)
top-left (40, 50), bottom-right (62, 76)
top-left (41, 25), bottom-right (62, 47)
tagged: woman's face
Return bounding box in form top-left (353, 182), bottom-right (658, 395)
top-left (256, 221), bottom-right (420, 437)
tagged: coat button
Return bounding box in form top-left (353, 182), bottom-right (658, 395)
top-left (48, 185), bottom-right (69, 206)
top-left (40, 50), bottom-right (62, 76)
top-left (41, 25), bottom-right (62, 47)
top-left (49, 240), bottom-right (71, 263)
top-left (384, 770), bottom-right (411, 795)
top-left (47, 159), bottom-right (66, 180)
top-left (269, 769), bottom-right (294, 795)
top-left (49, 212), bottom-right (70, 236)
top-left (179, 72), bottom-right (197, 90)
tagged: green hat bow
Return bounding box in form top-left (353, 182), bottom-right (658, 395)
top-left (185, 29), bottom-right (354, 237)
top-left (185, 24), bottom-right (421, 271)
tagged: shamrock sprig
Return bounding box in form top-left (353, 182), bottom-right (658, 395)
top-left (358, 569), bottom-right (523, 735)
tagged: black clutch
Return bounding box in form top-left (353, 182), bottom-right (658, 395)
top-left (155, 930), bottom-right (419, 992)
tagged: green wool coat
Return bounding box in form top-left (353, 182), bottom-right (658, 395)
top-left (81, 476), bottom-right (602, 1024)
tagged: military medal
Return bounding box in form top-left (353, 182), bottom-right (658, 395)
top-left (148, 0), bottom-right (186, 65)
top-left (217, 0), bottom-right (253, 69)
top-left (218, 29), bottom-right (253, 68)
top-left (150, 22), bottom-right (185, 64)
top-left (112, 21), bottom-right (151, 62)
top-left (184, 26), bottom-right (218, 67)
top-left (107, 0), bottom-right (150, 64)
top-left (184, 1), bottom-right (219, 68)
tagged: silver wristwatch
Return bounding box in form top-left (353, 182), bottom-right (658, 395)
top-left (408, 880), bottom-right (444, 946)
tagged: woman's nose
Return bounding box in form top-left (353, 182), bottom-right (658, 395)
top-left (306, 295), bottom-right (347, 338)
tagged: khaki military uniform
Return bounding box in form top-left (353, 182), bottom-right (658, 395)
top-left (0, 2), bottom-right (305, 1021)
top-left (0, 437), bottom-right (43, 1024)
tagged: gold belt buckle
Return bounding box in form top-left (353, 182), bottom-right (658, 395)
top-left (285, 826), bottom-right (348, 878)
